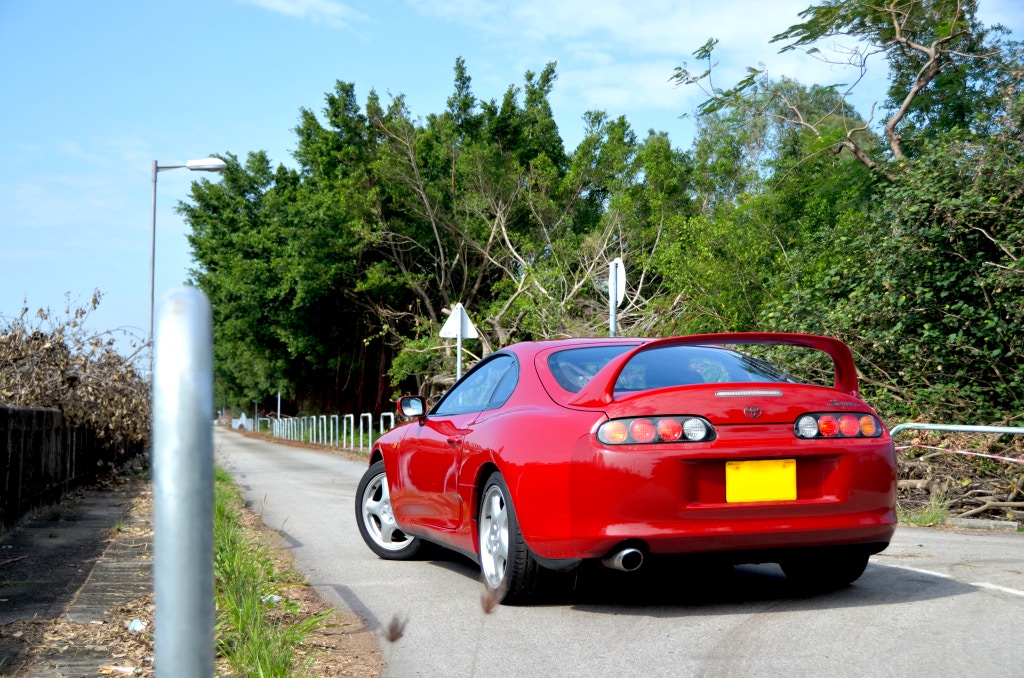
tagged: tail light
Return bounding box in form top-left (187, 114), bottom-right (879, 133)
top-left (794, 413), bottom-right (882, 439)
top-left (598, 416), bottom-right (716, 445)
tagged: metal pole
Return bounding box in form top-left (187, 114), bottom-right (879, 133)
top-left (152, 286), bottom-right (215, 678)
top-left (457, 331), bottom-right (463, 380)
top-left (890, 423), bottom-right (1024, 437)
top-left (149, 160), bottom-right (158, 377)
top-left (609, 260), bottom-right (618, 337)
top-left (148, 160), bottom-right (221, 377)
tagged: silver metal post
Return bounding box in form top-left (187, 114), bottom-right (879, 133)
top-left (153, 286), bottom-right (214, 678)
top-left (890, 423), bottom-right (1024, 438)
top-left (149, 161), bottom-right (159, 377)
top-left (456, 331), bottom-right (463, 379)
top-left (148, 158), bottom-right (225, 378)
top-left (609, 259), bottom-right (618, 337)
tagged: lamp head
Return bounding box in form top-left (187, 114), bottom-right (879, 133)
top-left (185, 157), bottom-right (227, 172)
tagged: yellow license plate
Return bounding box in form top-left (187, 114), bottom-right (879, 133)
top-left (726, 459), bottom-right (797, 503)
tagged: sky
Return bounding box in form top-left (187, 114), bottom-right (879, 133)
top-left (2, 0), bottom-right (1022, 362)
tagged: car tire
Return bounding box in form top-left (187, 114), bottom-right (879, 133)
top-left (780, 548), bottom-right (870, 592)
top-left (478, 471), bottom-right (540, 604)
top-left (355, 460), bottom-right (423, 560)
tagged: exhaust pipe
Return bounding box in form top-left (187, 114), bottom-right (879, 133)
top-left (601, 547), bottom-right (644, 572)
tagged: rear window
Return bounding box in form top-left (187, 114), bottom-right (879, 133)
top-left (615, 345), bottom-right (795, 392)
top-left (547, 345), bottom-right (635, 393)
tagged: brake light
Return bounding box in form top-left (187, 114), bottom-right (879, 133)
top-left (630, 419), bottom-right (657, 443)
top-left (839, 414), bottom-right (860, 437)
top-left (794, 413), bottom-right (883, 439)
top-left (598, 416), bottom-right (716, 445)
top-left (657, 418), bottom-right (683, 441)
top-left (818, 415), bottom-right (840, 437)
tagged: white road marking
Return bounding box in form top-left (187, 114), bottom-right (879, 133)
top-left (886, 564), bottom-right (1024, 597)
top-left (970, 582), bottom-right (1024, 597)
top-left (892, 565), bottom-right (954, 579)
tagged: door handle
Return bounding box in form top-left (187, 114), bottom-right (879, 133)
top-left (446, 436), bottom-right (462, 446)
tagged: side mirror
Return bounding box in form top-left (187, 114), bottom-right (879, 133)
top-left (398, 396), bottom-right (426, 419)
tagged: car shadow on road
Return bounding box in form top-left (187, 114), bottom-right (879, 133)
top-left (422, 550), bottom-right (975, 615)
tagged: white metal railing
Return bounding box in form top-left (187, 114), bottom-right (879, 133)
top-left (891, 422), bottom-right (1024, 465)
top-left (266, 408), bottom-right (397, 451)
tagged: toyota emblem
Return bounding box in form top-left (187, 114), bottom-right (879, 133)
top-left (743, 406), bottom-right (763, 419)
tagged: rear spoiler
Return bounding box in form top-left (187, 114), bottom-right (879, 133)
top-left (568, 332), bottom-right (860, 407)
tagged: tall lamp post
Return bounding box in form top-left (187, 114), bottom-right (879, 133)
top-left (149, 157), bottom-right (227, 374)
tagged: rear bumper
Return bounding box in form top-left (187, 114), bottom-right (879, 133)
top-left (526, 428), bottom-right (897, 561)
top-left (571, 511), bottom-right (896, 560)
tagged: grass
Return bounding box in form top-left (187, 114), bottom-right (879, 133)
top-left (213, 465), bottom-right (329, 676)
top-left (897, 493), bottom-right (951, 527)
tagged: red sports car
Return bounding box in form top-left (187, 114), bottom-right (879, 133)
top-left (355, 333), bottom-right (897, 603)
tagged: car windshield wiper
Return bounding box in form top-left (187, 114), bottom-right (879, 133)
top-left (738, 353), bottom-right (792, 382)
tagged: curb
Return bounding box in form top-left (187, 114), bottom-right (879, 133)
top-left (944, 517), bottom-right (1021, 532)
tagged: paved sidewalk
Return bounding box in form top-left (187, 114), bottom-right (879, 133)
top-left (0, 481), bottom-right (153, 676)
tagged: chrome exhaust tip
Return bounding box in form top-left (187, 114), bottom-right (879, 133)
top-left (601, 547), bottom-right (644, 572)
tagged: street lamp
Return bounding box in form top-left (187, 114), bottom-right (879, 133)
top-left (149, 157), bottom-right (227, 375)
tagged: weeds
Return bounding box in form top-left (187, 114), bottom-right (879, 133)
top-left (897, 493), bottom-right (950, 527)
top-left (213, 467), bottom-right (329, 676)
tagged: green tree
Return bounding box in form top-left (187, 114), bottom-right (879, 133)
top-left (673, 0), bottom-right (1008, 178)
top-left (764, 49), bottom-right (1024, 419)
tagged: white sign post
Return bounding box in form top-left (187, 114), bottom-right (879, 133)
top-left (439, 302), bottom-right (479, 380)
top-left (608, 257), bottom-right (626, 337)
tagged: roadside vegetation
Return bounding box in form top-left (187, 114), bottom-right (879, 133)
top-left (896, 489), bottom-right (951, 527)
top-left (213, 466), bottom-right (337, 676)
top-left (0, 291), bottom-right (150, 453)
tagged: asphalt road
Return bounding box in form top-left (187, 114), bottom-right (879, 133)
top-left (214, 427), bottom-right (1024, 678)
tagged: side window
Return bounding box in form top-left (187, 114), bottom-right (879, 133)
top-left (433, 355), bottom-right (516, 416)
top-left (487, 361), bottom-right (519, 409)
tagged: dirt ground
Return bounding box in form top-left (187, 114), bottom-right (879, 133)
top-left (0, 473), bottom-right (383, 677)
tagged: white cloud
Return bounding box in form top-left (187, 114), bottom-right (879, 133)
top-left (232, 0), bottom-right (368, 28)
top-left (411, 0), bottom-right (813, 56)
top-left (554, 59), bottom-right (694, 114)
top-left (410, 0), bottom-right (889, 120)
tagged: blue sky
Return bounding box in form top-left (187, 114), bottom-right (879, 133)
top-left (2, 0), bottom-right (1022, 360)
